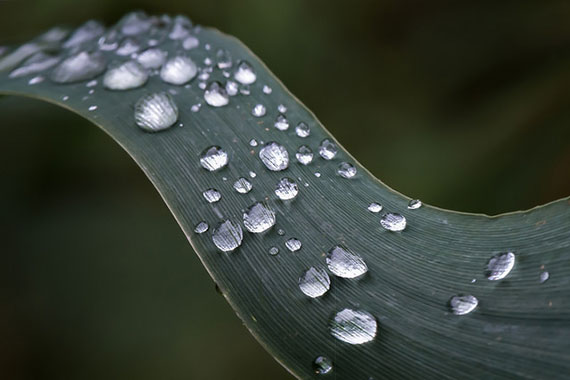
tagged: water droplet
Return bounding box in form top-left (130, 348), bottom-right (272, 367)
top-left (137, 48), bottom-right (167, 69)
top-left (285, 238), bottom-right (302, 252)
top-left (296, 145), bottom-right (314, 165)
top-left (275, 177), bottom-right (299, 200)
top-left (225, 80), bottom-right (239, 96)
top-left (86, 79), bottom-right (97, 87)
top-left (28, 76), bottom-right (44, 85)
top-left (380, 213), bottom-right (406, 232)
top-left (216, 49), bottom-right (232, 69)
top-left (233, 177), bottom-right (253, 194)
top-left (134, 92), bottom-right (178, 132)
top-left (191, 103), bottom-right (201, 112)
top-left (299, 267), bottom-right (330, 298)
top-left (203, 57), bottom-right (213, 66)
top-left (269, 246), bottom-right (279, 256)
top-left (50, 51), bottom-right (106, 84)
top-left (200, 146), bottom-right (228, 171)
top-left (63, 20), bottom-right (104, 48)
top-left (249, 139), bottom-right (258, 147)
top-left (319, 139), bottom-right (338, 160)
top-left (295, 122), bottom-right (310, 138)
top-left (182, 35), bottom-right (200, 50)
top-left (169, 15), bottom-right (193, 40)
top-left (9, 52), bottom-right (60, 78)
top-left (212, 220), bottom-right (243, 252)
top-left (449, 295), bottom-right (478, 315)
top-left (88, 105), bottom-right (97, 111)
top-left (259, 142), bottom-right (289, 171)
top-left (277, 228), bottom-right (285, 236)
top-left (204, 81), bottom-right (229, 107)
top-left (203, 188), bottom-right (221, 203)
top-left (337, 162), bottom-right (357, 178)
top-left (243, 202), bottom-right (276, 233)
top-left (239, 84), bottom-right (250, 95)
top-left (249, 171), bottom-right (257, 178)
top-left (326, 246), bottom-right (368, 278)
top-left (485, 252), bottom-right (515, 281)
top-left (262, 85), bottom-right (272, 94)
top-left (252, 104), bottom-right (266, 117)
top-left (119, 11), bottom-right (152, 36)
top-left (330, 308), bottom-right (377, 344)
top-left (116, 38), bottom-right (141, 56)
top-left (540, 271), bottom-right (549, 283)
top-left (194, 221), bottom-right (209, 234)
top-left (233, 60), bottom-right (256, 84)
top-left (408, 199), bottom-right (422, 209)
top-left (274, 114), bottom-right (289, 131)
top-left (160, 56), bottom-right (197, 85)
top-left (98, 30), bottom-right (120, 51)
top-left (103, 60), bottom-right (148, 90)
top-left (277, 104), bottom-right (287, 113)
top-left (367, 202), bottom-right (383, 213)
top-left (314, 172), bottom-right (321, 178)
top-left (313, 356), bottom-right (333, 375)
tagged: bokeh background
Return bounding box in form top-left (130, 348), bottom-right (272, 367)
top-left (1, 1), bottom-right (569, 379)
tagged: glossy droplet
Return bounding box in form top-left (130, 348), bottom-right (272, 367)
top-left (103, 61), bottom-right (148, 90)
top-left (295, 122), bottom-right (310, 138)
top-left (274, 114), bottom-right (289, 131)
top-left (202, 188), bottom-right (221, 203)
top-left (137, 48), bottom-right (167, 69)
top-left (194, 221), bottom-right (209, 234)
top-left (285, 238), bottom-right (302, 252)
top-left (216, 49), bottom-right (232, 69)
top-left (116, 38), bottom-right (141, 56)
top-left (380, 213), bottom-right (406, 232)
top-left (408, 199), bottom-right (422, 209)
top-left (233, 177), bottom-right (252, 194)
top-left (134, 92), bottom-right (178, 132)
top-left (326, 246), bottom-right (368, 278)
top-left (225, 80), bottom-right (238, 96)
top-left (249, 139), bottom-right (258, 147)
top-left (243, 202), bottom-right (276, 233)
top-left (449, 295), bottom-right (478, 315)
top-left (119, 11), bottom-right (152, 36)
top-left (277, 104), bottom-right (287, 113)
top-left (330, 308), bottom-right (377, 345)
top-left (169, 15), bottom-right (192, 40)
top-left (275, 177), bottom-right (299, 200)
top-left (486, 252), bottom-right (515, 281)
top-left (277, 228), bottom-right (285, 236)
top-left (239, 85), bottom-right (250, 95)
top-left (9, 52), bottom-right (60, 78)
top-left (233, 60), bottom-right (256, 84)
top-left (212, 220), bottom-right (243, 252)
top-left (299, 267), bottom-right (330, 298)
top-left (296, 146), bottom-right (313, 165)
top-left (269, 246), bottom-right (279, 256)
top-left (160, 56), bottom-right (197, 85)
top-left (313, 356), bottom-right (333, 375)
top-left (259, 142), bottom-right (289, 171)
top-left (319, 139), bottom-right (338, 160)
top-left (252, 104), bottom-right (266, 117)
top-left (337, 162), bottom-right (357, 178)
top-left (262, 85), bottom-right (272, 94)
top-left (182, 35), bottom-right (199, 50)
top-left (367, 202), bottom-right (382, 213)
top-left (88, 105), bottom-right (97, 111)
top-left (63, 20), bottom-right (104, 48)
top-left (200, 146), bottom-right (228, 171)
top-left (50, 51), bottom-right (106, 84)
top-left (540, 271), bottom-right (549, 283)
top-left (98, 30), bottom-right (120, 51)
top-left (204, 81), bottom-right (229, 107)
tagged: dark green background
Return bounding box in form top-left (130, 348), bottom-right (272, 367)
top-left (1, 1), bottom-right (569, 379)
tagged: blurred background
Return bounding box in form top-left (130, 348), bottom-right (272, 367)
top-left (1, 1), bottom-right (569, 379)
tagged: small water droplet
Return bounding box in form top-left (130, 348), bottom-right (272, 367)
top-left (63, 20), bottom-right (104, 48)
top-left (296, 145), bottom-right (314, 165)
top-left (485, 252), bottom-right (515, 281)
top-left (249, 139), bottom-right (258, 147)
top-left (203, 188), bottom-right (221, 203)
top-left (204, 81), bottom-right (229, 107)
top-left (88, 105), bottom-right (98, 111)
top-left (119, 11), bottom-right (152, 36)
top-left (277, 228), bottom-right (285, 236)
top-left (449, 295), bottom-right (478, 315)
top-left (540, 271), bottom-right (549, 283)
top-left (249, 171), bottom-right (257, 178)
top-left (380, 213), bottom-right (406, 232)
top-left (103, 60), bottom-right (148, 90)
top-left (295, 122), bottom-right (310, 138)
top-left (182, 35), bottom-right (200, 50)
top-left (239, 84), bottom-right (250, 95)
top-left (275, 177), bottom-right (299, 200)
top-left (200, 146), bottom-right (228, 171)
top-left (252, 104), bottom-right (266, 117)
top-left (262, 85), bottom-right (272, 94)
top-left (169, 15), bottom-right (193, 40)
top-left (225, 80), bottom-right (239, 96)
top-left (233, 60), bottom-right (256, 84)
top-left (285, 238), bottom-right (302, 252)
top-left (319, 139), bottom-right (338, 160)
top-left (313, 356), bottom-right (333, 375)
top-left (269, 246), bottom-right (279, 256)
top-left (233, 177), bottom-right (253, 194)
top-left (243, 202), bottom-right (276, 233)
top-left (28, 76), bottom-right (44, 85)
top-left (98, 30), bottom-right (120, 51)
top-left (408, 199), bottom-right (422, 209)
top-left (326, 246), bottom-right (368, 278)
top-left (259, 142), bottom-right (289, 171)
top-left (330, 308), bottom-right (377, 344)
top-left (137, 48), bottom-right (167, 69)
top-left (160, 55), bottom-right (197, 85)
top-left (134, 92), bottom-right (178, 132)
top-left (299, 267), bottom-right (330, 298)
top-left (337, 162), bottom-right (357, 178)
top-left (277, 104), bottom-right (287, 113)
top-left (9, 52), bottom-right (60, 78)
top-left (212, 220), bottom-right (243, 252)
top-left (216, 49), bottom-right (232, 69)
top-left (50, 51), bottom-right (106, 84)
top-left (274, 114), bottom-right (289, 131)
top-left (314, 172), bottom-right (321, 178)
top-left (86, 80), bottom-right (97, 87)
top-left (116, 38), bottom-right (140, 56)
top-left (191, 103), bottom-right (201, 112)
top-left (194, 221), bottom-right (209, 234)
top-left (367, 202), bottom-right (383, 213)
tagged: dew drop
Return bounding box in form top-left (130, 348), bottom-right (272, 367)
top-left (243, 202), bottom-right (276, 233)
top-left (295, 122), bottom-right (310, 138)
top-left (262, 85), bottom-right (272, 94)
top-left (191, 103), bottom-right (201, 112)
top-left (88, 105), bottom-right (97, 111)
top-left (259, 142), bottom-right (289, 171)
top-left (160, 56), bottom-right (197, 85)
top-left (367, 202), bottom-right (383, 213)
top-left (285, 238), bottom-right (302, 252)
top-left (9, 52), bottom-right (60, 78)
top-left (249, 139), bottom-right (258, 147)
top-left (233, 177), bottom-right (253, 194)
top-left (319, 139), bottom-right (338, 160)
top-left (277, 228), bottom-right (285, 236)
top-left (296, 145), bottom-right (314, 165)
top-left (119, 11), bottom-right (152, 36)
top-left (408, 199), bottom-right (422, 210)
top-left (269, 246), bottom-right (279, 256)
top-left (239, 84), bottom-right (250, 95)
top-left (252, 104), bottom-right (266, 117)
top-left (63, 20), bottom-right (104, 48)
top-left (249, 171), bottom-right (257, 178)
top-left (194, 221), bottom-right (209, 234)
top-left (169, 15), bottom-right (192, 40)
top-left (326, 245), bottom-right (368, 278)
top-left (216, 49), bottom-right (232, 69)
top-left (134, 92), bottom-right (178, 132)
top-left (274, 114), bottom-right (289, 131)
top-left (299, 267), bottom-right (330, 298)
top-left (485, 252), bottom-right (515, 281)
top-left (337, 162), bottom-right (357, 178)
top-left (313, 356), bottom-right (333, 375)
top-left (275, 177), bottom-right (299, 200)
top-left (137, 48), bottom-right (167, 69)
top-left (233, 60), bottom-right (256, 84)
top-left (277, 104), bottom-right (287, 113)
top-left (330, 308), bottom-right (377, 344)
top-left (380, 213), bottom-right (406, 232)
top-left (98, 30), bottom-right (120, 51)
top-left (540, 271), bottom-right (549, 283)
top-left (116, 38), bottom-right (140, 56)
top-left (182, 35), bottom-right (200, 50)
top-left (225, 80), bottom-right (239, 96)
top-left (449, 295), bottom-right (478, 315)
top-left (28, 76), bottom-right (44, 85)
top-left (204, 81), bottom-right (229, 107)
top-left (202, 188), bottom-right (221, 203)
top-left (200, 146), bottom-right (228, 171)
top-left (103, 60), bottom-right (148, 90)
top-left (212, 220), bottom-right (243, 252)
top-left (50, 51), bottom-right (106, 84)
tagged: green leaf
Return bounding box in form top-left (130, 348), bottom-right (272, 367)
top-left (1, 12), bottom-right (569, 379)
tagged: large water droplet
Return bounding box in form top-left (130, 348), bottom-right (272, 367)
top-left (103, 60), bottom-right (148, 90)
top-left (330, 308), bottom-right (377, 345)
top-left (299, 267), bottom-right (330, 298)
top-left (137, 48), bottom-right (167, 69)
top-left (252, 104), bottom-right (266, 117)
top-left (204, 81), bottom-right (229, 107)
top-left (337, 162), bottom-right (357, 178)
top-left (296, 145), bottom-right (314, 165)
top-left (313, 356), bottom-right (333, 375)
top-left (194, 221), bottom-right (209, 234)
top-left (134, 92), bottom-right (178, 132)
top-left (200, 146), bottom-right (228, 171)
top-left (319, 139), bottom-right (338, 160)
top-left (233, 60), bottom-right (256, 84)
top-left (408, 199), bottom-right (422, 210)
top-left (274, 114), bottom-right (289, 131)
top-left (380, 213), bottom-right (406, 232)
top-left (63, 20), bottom-right (105, 48)
top-left (50, 51), bottom-right (106, 84)
top-left (9, 52), bottom-right (60, 78)
top-left (119, 11), bottom-right (152, 36)
top-left (160, 55), bottom-right (197, 85)
top-left (233, 177), bottom-right (253, 194)
top-left (295, 122), bottom-right (310, 138)
top-left (449, 295), bottom-right (478, 315)
top-left (212, 220), bottom-right (243, 252)
top-left (285, 238), bottom-right (302, 252)
top-left (326, 246), bottom-right (368, 278)
top-left (203, 188), bottom-right (221, 203)
top-left (243, 202), bottom-right (276, 233)
top-left (259, 142), bottom-right (289, 171)
top-left (275, 177), bottom-right (299, 200)
top-left (367, 202), bottom-right (383, 213)
top-left (485, 252), bottom-right (515, 281)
